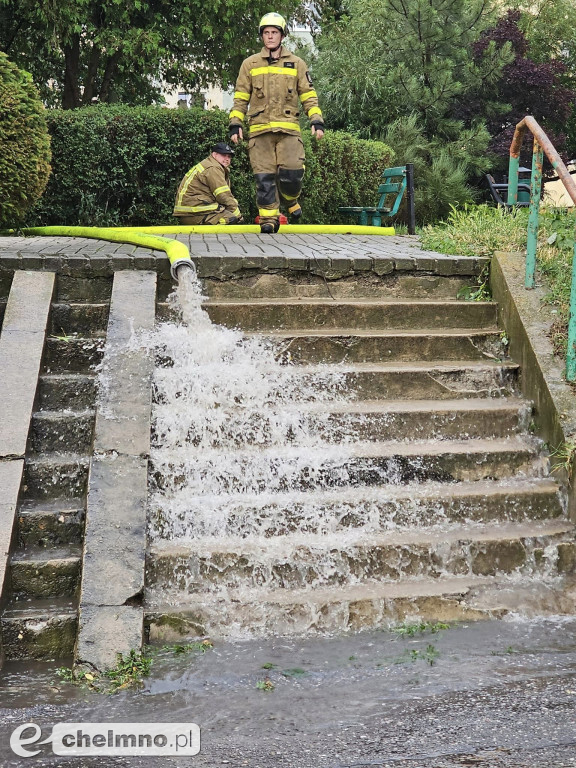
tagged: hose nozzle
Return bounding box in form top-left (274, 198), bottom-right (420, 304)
top-left (170, 257), bottom-right (196, 281)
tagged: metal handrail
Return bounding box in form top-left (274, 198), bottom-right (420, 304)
top-left (507, 115), bottom-right (576, 381)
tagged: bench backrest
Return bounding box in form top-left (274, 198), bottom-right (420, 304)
top-left (377, 166), bottom-right (407, 215)
top-left (485, 173), bottom-right (531, 207)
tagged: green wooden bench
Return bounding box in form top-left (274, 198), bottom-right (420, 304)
top-left (339, 165), bottom-right (408, 226)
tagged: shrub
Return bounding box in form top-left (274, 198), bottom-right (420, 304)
top-left (0, 53), bottom-right (51, 229)
top-left (29, 105), bottom-right (393, 226)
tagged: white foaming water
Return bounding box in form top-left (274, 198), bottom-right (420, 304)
top-left (144, 271), bottom-right (372, 544)
top-left (140, 272), bottom-right (568, 616)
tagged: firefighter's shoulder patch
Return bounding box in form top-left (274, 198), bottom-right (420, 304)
top-left (306, 71), bottom-right (313, 84)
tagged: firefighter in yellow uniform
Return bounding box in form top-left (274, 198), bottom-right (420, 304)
top-left (173, 142), bottom-right (243, 225)
top-left (229, 12), bottom-right (324, 233)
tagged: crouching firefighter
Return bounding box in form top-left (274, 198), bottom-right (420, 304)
top-left (228, 12), bottom-right (325, 233)
top-left (173, 142), bottom-right (243, 225)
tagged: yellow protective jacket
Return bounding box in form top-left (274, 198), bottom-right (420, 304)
top-left (173, 156), bottom-right (240, 217)
top-left (229, 46), bottom-right (323, 138)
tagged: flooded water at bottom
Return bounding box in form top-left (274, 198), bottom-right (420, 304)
top-left (2, 617), bottom-right (576, 767)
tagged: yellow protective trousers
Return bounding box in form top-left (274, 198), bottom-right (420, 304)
top-left (248, 132), bottom-right (305, 226)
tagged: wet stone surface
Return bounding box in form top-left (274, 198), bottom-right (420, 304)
top-left (1, 617), bottom-right (576, 767)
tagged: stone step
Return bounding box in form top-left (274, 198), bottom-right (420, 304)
top-left (263, 329), bottom-right (506, 364)
top-left (9, 546), bottom-right (82, 599)
top-left (147, 520), bottom-right (574, 593)
top-left (199, 272), bottom-right (480, 301)
top-left (1, 598), bottom-right (77, 659)
top-left (44, 337), bottom-right (104, 374)
top-left (158, 398), bottom-right (531, 446)
top-left (23, 455), bottom-right (89, 500)
top-left (151, 479), bottom-right (564, 540)
top-left (50, 302), bottom-right (109, 337)
top-left (159, 299), bottom-right (498, 332)
top-left (304, 397), bottom-right (530, 441)
top-left (145, 574), bottom-right (576, 641)
top-left (55, 275), bottom-right (113, 303)
top-left (154, 437), bottom-right (544, 494)
top-left (30, 410), bottom-right (95, 453)
top-left (38, 373), bottom-right (97, 410)
top-left (301, 361), bottom-right (519, 400)
top-left (17, 498), bottom-right (85, 547)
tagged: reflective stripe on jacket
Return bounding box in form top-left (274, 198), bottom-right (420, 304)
top-left (173, 156), bottom-right (240, 216)
top-left (229, 46), bottom-right (323, 137)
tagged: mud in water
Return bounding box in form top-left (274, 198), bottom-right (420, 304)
top-left (2, 617), bottom-right (576, 767)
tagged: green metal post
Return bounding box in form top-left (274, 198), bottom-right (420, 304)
top-left (525, 139), bottom-right (543, 289)
top-left (567, 240), bottom-right (576, 381)
top-left (507, 156), bottom-right (520, 206)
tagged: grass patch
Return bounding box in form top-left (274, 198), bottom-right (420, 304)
top-left (281, 667), bottom-right (307, 678)
top-left (56, 649), bottom-right (152, 694)
top-left (150, 639), bottom-right (214, 656)
top-left (55, 639), bottom-right (213, 694)
top-left (551, 439), bottom-right (576, 475)
top-left (420, 203), bottom-right (528, 257)
top-left (420, 203), bottom-right (576, 363)
top-left (392, 620), bottom-right (450, 637)
top-left (378, 643), bottom-right (441, 667)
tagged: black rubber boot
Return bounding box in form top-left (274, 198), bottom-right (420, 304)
top-left (260, 223), bottom-right (275, 234)
top-left (288, 203), bottom-right (302, 222)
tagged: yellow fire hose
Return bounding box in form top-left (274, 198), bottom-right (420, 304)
top-left (21, 223), bottom-right (395, 279)
top-left (110, 224), bottom-right (395, 236)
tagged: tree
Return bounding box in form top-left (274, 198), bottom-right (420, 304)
top-left (311, 0), bottom-right (512, 221)
top-left (313, 0), bottom-right (511, 141)
top-left (469, 9), bottom-right (575, 166)
top-left (504, 0), bottom-right (576, 162)
top-left (0, 0), bottom-right (304, 108)
top-left (0, 52), bottom-right (51, 228)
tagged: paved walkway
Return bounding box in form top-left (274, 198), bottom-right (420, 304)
top-left (0, 233), bottom-right (438, 261)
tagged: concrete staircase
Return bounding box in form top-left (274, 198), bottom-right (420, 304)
top-left (0, 275), bottom-right (109, 660)
top-left (145, 266), bottom-right (576, 641)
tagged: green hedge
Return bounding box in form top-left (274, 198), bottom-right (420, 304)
top-left (0, 53), bottom-right (51, 229)
top-left (29, 105), bottom-right (393, 226)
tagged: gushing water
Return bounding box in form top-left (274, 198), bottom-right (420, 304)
top-left (145, 272), bottom-right (366, 544)
top-left (138, 272), bottom-right (568, 627)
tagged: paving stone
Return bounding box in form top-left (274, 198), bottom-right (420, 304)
top-left (394, 257), bottom-right (416, 271)
top-left (413, 257), bottom-right (438, 271)
top-left (262, 256), bottom-right (287, 270)
top-left (42, 255), bottom-right (63, 271)
top-left (220, 257), bottom-right (246, 275)
top-left (435, 257), bottom-right (459, 275)
top-left (111, 255), bottom-right (133, 270)
top-left (0, 255), bottom-right (21, 271)
top-left (353, 256), bottom-right (374, 271)
top-left (286, 256), bottom-right (309, 271)
top-left (134, 253), bottom-right (158, 270)
top-left (196, 256), bottom-right (223, 277)
top-left (19, 253), bottom-right (45, 270)
top-left (372, 258), bottom-right (395, 275)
